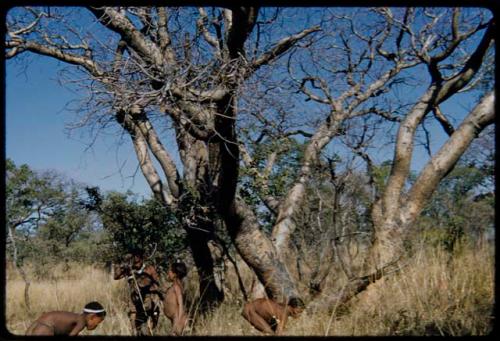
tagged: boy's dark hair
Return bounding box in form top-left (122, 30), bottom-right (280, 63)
top-left (171, 260), bottom-right (187, 279)
top-left (130, 248), bottom-right (144, 258)
top-left (84, 301), bottom-right (107, 317)
top-left (287, 297), bottom-right (305, 309)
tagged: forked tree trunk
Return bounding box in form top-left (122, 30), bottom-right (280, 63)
top-left (330, 91), bottom-right (495, 309)
top-left (224, 198), bottom-right (300, 302)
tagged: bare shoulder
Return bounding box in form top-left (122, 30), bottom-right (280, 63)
top-left (173, 280), bottom-right (183, 293)
top-left (254, 298), bottom-right (279, 306)
top-left (39, 311), bottom-right (63, 319)
top-left (174, 279), bottom-right (183, 287)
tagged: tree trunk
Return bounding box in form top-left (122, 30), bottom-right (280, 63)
top-left (335, 91), bottom-right (496, 309)
top-left (224, 198), bottom-right (300, 302)
top-left (186, 227), bottom-right (224, 311)
top-left (272, 117), bottom-right (345, 261)
top-left (203, 98), bottom-right (302, 303)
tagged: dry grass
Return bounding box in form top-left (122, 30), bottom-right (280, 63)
top-left (5, 242), bottom-right (494, 336)
top-left (310, 241), bottom-right (495, 336)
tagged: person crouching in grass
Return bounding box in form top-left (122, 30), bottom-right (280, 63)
top-left (26, 301), bottom-right (106, 336)
top-left (242, 297), bottom-right (305, 335)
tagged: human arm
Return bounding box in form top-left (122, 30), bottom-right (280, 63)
top-left (145, 265), bottom-right (165, 298)
top-left (145, 265), bottom-right (161, 284)
top-left (173, 282), bottom-right (185, 320)
top-left (113, 262), bottom-right (128, 280)
top-left (242, 300), bottom-right (276, 335)
top-left (68, 320), bottom-right (86, 336)
top-left (275, 307), bottom-right (288, 335)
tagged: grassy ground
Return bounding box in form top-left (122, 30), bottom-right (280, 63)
top-left (5, 242), bottom-right (494, 336)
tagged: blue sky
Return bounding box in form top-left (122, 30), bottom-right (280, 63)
top-left (5, 7), bottom-right (491, 200)
top-left (5, 55), bottom-right (476, 198)
top-left (6, 56), bottom-right (152, 197)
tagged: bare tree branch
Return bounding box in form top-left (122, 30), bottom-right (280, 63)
top-left (434, 19), bottom-right (495, 103)
top-left (379, 19), bottom-right (494, 227)
top-left (197, 8), bottom-right (221, 56)
top-left (6, 39), bottom-right (104, 78)
top-left (403, 91), bottom-right (494, 223)
top-left (129, 107), bottom-right (182, 198)
top-left (87, 6), bottom-right (164, 68)
top-left (225, 6), bottom-right (259, 59)
top-left (433, 106), bottom-right (455, 136)
top-left (116, 110), bottom-right (174, 206)
top-left (251, 25), bottom-right (321, 72)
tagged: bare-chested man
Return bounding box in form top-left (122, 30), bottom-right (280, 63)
top-left (26, 301), bottom-right (106, 336)
top-left (242, 297), bottom-right (305, 335)
top-left (162, 260), bottom-right (188, 335)
top-left (114, 249), bottom-right (162, 336)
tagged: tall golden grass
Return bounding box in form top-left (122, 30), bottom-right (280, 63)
top-left (5, 241), bottom-right (494, 336)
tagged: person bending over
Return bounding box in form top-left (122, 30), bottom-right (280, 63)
top-left (242, 297), bottom-right (305, 335)
top-left (26, 301), bottom-right (106, 336)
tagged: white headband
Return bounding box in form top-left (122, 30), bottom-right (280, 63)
top-left (83, 308), bottom-right (105, 314)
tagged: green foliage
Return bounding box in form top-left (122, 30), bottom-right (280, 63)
top-left (239, 137), bottom-right (305, 231)
top-left (6, 159), bottom-right (65, 235)
top-left (6, 159), bottom-right (101, 266)
top-left (6, 159), bottom-right (64, 265)
top-left (420, 162), bottom-right (493, 251)
top-left (372, 160), bottom-right (393, 195)
top-left (6, 159), bottom-right (187, 268)
top-left (38, 188), bottom-right (102, 262)
top-left (89, 189), bottom-right (187, 263)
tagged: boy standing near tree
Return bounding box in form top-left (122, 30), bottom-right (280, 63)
top-left (162, 260), bottom-right (188, 335)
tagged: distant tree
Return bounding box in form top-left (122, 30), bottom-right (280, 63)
top-left (84, 188), bottom-right (187, 266)
top-left (6, 160), bottom-right (106, 277)
top-left (419, 160), bottom-right (494, 251)
top-left (6, 159), bottom-right (65, 310)
top-left (37, 185), bottom-right (102, 264)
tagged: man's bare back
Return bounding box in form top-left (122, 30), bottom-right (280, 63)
top-left (27, 311), bottom-right (85, 335)
top-left (26, 302), bottom-right (105, 336)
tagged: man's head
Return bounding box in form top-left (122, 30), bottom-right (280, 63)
top-left (83, 301), bottom-right (106, 330)
top-left (168, 260), bottom-right (187, 280)
top-left (113, 250), bottom-right (143, 279)
top-left (287, 297), bottom-right (305, 318)
top-left (129, 249), bottom-right (144, 269)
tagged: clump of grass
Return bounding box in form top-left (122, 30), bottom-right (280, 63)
top-left (5, 242), bottom-right (493, 336)
top-left (322, 242), bottom-right (494, 336)
top-left (191, 301), bottom-right (252, 335)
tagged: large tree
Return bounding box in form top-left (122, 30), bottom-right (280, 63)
top-left (6, 6), bottom-right (321, 306)
top-left (6, 6), bottom-right (494, 309)
top-left (267, 7), bottom-right (495, 306)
